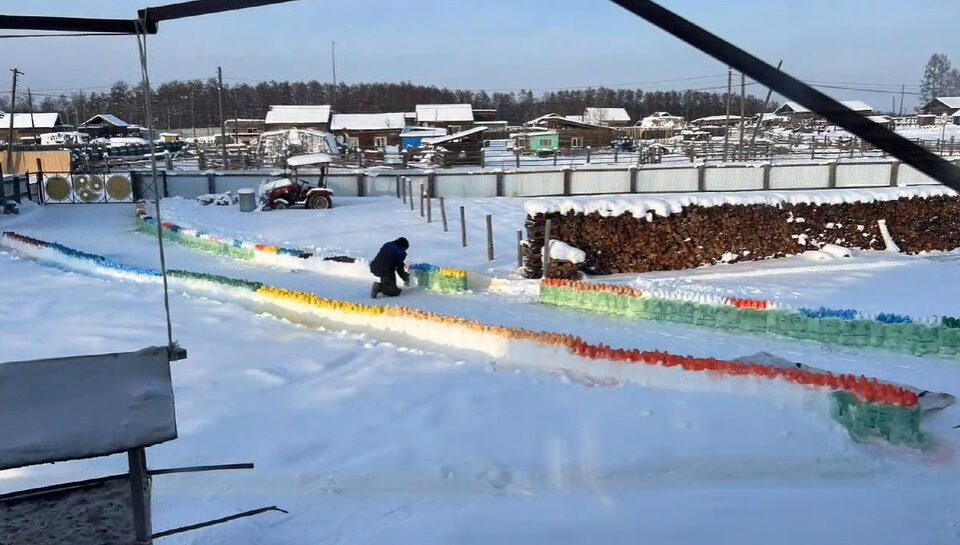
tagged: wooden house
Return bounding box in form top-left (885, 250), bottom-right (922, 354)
top-left (223, 118), bottom-right (265, 145)
top-left (583, 107), bottom-right (631, 127)
top-left (920, 97), bottom-right (960, 117)
top-left (415, 104), bottom-right (474, 133)
top-left (329, 112), bottom-right (406, 149)
top-left (0, 112), bottom-right (65, 142)
top-left (80, 114), bottom-right (132, 139)
top-left (424, 126), bottom-right (487, 166)
top-left (515, 130), bottom-right (559, 154)
top-left (774, 100), bottom-right (873, 121)
top-left (524, 113), bottom-right (615, 148)
top-left (264, 105), bottom-right (331, 131)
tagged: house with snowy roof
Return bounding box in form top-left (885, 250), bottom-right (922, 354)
top-left (0, 112), bottom-right (65, 142)
top-left (920, 97), bottom-right (960, 117)
top-left (264, 105), bottom-right (332, 131)
top-left (329, 112), bottom-right (406, 149)
top-left (523, 113), bottom-right (615, 148)
top-left (415, 104), bottom-right (474, 133)
top-left (582, 107), bottom-right (631, 127)
top-left (80, 114), bottom-right (132, 139)
top-left (774, 100), bottom-right (874, 121)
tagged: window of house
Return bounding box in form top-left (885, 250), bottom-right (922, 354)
top-left (449, 125), bottom-right (461, 134)
top-left (346, 137), bottom-right (360, 148)
top-left (373, 136), bottom-right (387, 148)
top-left (540, 138), bottom-right (553, 148)
top-left (571, 137), bottom-right (582, 148)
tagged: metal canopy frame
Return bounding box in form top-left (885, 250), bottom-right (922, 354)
top-left (608, 0), bottom-right (960, 191)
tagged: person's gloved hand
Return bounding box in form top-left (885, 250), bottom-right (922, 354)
top-left (400, 272), bottom-right (411, 287)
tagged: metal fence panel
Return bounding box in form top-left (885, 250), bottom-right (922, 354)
top-left (503, 171), bottom-right (564, 196)
top-left (635, 166), bottom-right (698, 192)
top-left (898, 162), bottom-right (948, 186)
top-left (768, 164), bottom-right (831, 189)
top-left (569, 169), bottom-right (631, 194)
top-left (364, 175), bottom-right (401, 197)
top-left (325, 175), bottom-right (359, 197)
top-left (835, 162), bottom-right (891, 187)
top-left (163, 174), bottom-right (209, 199)
top-left (434, 174), bottom-right (498, 198)
top-left (704, 165), bottom-right (764, 191)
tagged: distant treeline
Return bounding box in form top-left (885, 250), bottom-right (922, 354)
top-left (3, 80), bottom-right (775, 128)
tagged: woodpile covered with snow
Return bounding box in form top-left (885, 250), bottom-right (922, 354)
top-left (524, 189), bottom-right (960, 277)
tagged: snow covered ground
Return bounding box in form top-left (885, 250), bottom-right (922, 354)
top-left (3, 197), bottom-right (960, 544)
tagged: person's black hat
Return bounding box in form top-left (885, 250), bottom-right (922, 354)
top-left (396, 237), bottom-right (409, 249)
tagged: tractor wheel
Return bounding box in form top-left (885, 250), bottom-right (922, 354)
top-left (308, 194), bottom-right (331, 210)
top-left (271, 200), bottom-right (288, 210)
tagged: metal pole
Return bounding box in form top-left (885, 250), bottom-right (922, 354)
top-left (27, 88), bottom-right (36, 150)
top-left (722, 67), bottom-right (731, 162)
top-left (749, 60), bottom-right (781, 158)
top-left (439, 196), bottom-right (448, 232)
top-left (516, 230), bottom-right (523, 268)
top-left (408, 179), bottom-right (413, 210)
top-left (401, 176), bottom-right (406, 203)
top-left (419, 183), bottom-right (424, 217)
top-left (460, 205), bottom-right (466, 247)
top-left (485, 214), bottom-right (494, 261)
top-left (6, 68), bottom-right (23, 172)
top-left (217, 66), bottom-right (227, 169)
top-left (331, 41), bottom-right (337, 111)
top-left (127, 448), bottom-right (152, 544)
top-left (426, 185), bottom-right (432, 223)
top-left (542, 219), bottom-right (552, 279)
top-left (738, 70), bottom-right (746, 159)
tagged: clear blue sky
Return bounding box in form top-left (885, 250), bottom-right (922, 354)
top-left (2, 0), bottom-right (955, 109)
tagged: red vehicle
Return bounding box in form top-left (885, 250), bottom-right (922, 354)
top-left (261, 153), bottom-right (334, 210)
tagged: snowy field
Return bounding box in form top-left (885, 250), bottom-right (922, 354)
top-left (3, 196), bottom-right (960, 544)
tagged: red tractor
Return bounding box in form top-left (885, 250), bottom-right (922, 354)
top-left (260, 153), bottom-right (335, 211)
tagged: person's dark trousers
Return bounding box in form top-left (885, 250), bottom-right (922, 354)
top-left (375, 274), bottom-right (402, 297)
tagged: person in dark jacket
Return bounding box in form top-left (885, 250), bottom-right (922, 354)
top-left (370, 237), bottom-right (410, 298)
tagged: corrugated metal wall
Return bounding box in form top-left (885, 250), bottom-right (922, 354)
top-left (363, 175), bottom-right (400, 197)
top-left (569, 169), bottom-right (630, 194)
top-left (704, 165), bottom-right (764, 191)
top-left (325, 175), bottom-right (360, 196)
top-left (635, 166), bottom-right (698, 192)
top-left (769, 164), bottom-right (831, 189)
top-left (435, 174), bottom-right (498, 198)
top-left (503, 171), bottom-right (563, 196)
top-left (835, 163), bottom-right (892, 187)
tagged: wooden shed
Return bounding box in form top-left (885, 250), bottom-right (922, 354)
top-left (524, 113), bottom-right (615, 148)
top-left (920, 97), bottom-right (960, 117)
top-left (264, 105), bottom-right (331, 131)
top-left (424, 126), bottom-right (488, 166)
top-left (415, 104), bottom-right (474, 133)
top-left (329, 112), bottom-right (406, 149)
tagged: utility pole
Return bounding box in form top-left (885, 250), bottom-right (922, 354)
top-left (190, 91), bottom-right (196, 139)
top-left (331, 41), bottom-right (337, 111)
top-left (217, 66), bottom-right (227, 169)
top-left (722, 67), bottom-right (732, 162)
top-left (748, 60), bottom-right (782, 159)
top-left (27, 88), bottom-right (36, 149)
top-left (738, 71), bottom-right (746, 160)
top-left (899, 84), bottom-right (905, 117)
top-left (6, 68), bottom-right (23, 173)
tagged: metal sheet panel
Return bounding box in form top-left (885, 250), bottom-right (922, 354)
top-left (0, 346), bottom-right (176, 470)
top-left (835, 162), bottom-right (891, 187)
top-left (363, 175), bottom-right (401, 197)
top-left (324, 175), bottom-right (359, 197)
top-left (768, 164), bottom-right (831, 189)
top-left (503, 171), bottom-right (564, 197)
top-left (704, 165), bottom-right (764, 191)
top-left (898, 162), bottom-right (944, 186)
top-left (434, 174), bottom-right (498, 198)
top-left (569, 169), bottom-right (631, 194)
top-left (635, 166), bottom-right (698, 192)
top-left (163, 174), bottom-right (209, 199)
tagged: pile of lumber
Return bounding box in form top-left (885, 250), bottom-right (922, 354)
top-left (524, 195), bottom-right (960, 277)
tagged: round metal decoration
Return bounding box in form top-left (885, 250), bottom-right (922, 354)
top-left (44, 176), bottom-right (72, 201)
top-left (73, 174), bottom-right (105, 203)
top-left (105, 174), bottom-right (133, 201)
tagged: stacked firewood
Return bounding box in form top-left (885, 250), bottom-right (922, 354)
top-left (524, 195), bottom-right (960, 277)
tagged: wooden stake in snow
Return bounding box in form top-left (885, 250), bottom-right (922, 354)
top-left (516, 230), bottom-right (523, 268)
top-left (426, 185), bottom-right (432, 223)
top-left (460, 206), bottom-right (467, 247)
top-left (542, 218), bottom-right (552, 279)
top-left (419, 183), bottom-right (424, 217)
top-left (440, 197), bottom-right (448, 232)
top-left (408, 179), bottom-right (414, 211)
top-left (486, 214), bottom-right (494, 261)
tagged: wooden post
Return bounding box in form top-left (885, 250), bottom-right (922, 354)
top-left (127, 448), bottom-right (152, 544)
top-left (542, 219), bottom-right (552, 279)
top-left (810, 137), bottom-right (816, 160)
top-left (401, 176), bottom-right (406, 203)
top-left (439, 196), bottom-right (448, 232)
top-left (951, 136), bottom-right (956, 156)
top-left (586, 146), bottom-right (592, 163)
top-left (395, 175), bottom-right (401, 198)
top-left (516, 230), bottom-right (523, 268)
top-left (35, 157), bottom-right (43, 204)
top-left (460, 205), bottom-right (467, 247)
top-left (614, 148), bottom-right (619, 163)
top-left (553, 151), bottom-right (558, 166)
top-left (408, 179), bottom-right (414, 210)
top-left (486, 214), bottom-right (494, 261)
top-left (515, 147), bottom-right (520, 168)
top-left (722, 67), bottom-right (732, 162)
top-left (419, 183), bottom-right (425, 217)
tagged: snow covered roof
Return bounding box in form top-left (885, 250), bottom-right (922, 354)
top-left (526, 113), bottom-right (610, 130)
top-left (867, 115), bottom-right (893, 123)
top-left (415, 104), bottom-right (474, 123)
top-left (691, 114), bottom-right (744, 124)
top-left (777, 100), bottom-right (873, 114)
top-left (524, 186), bottom-right (955, 219)
top-left (82, 113), bottom-right (128, 127)
top-left (564, 115), bottom-right (585, 123)
top-left (287, 152), bottom-right (333, 166)
top-left (933, 97), bottom-right (960, 110)
top-left (583, 107), bottom-right (631, 124)
top-left (423, 126), bottom-right (487, 145)
top-left (399, 128), bottom-right (447, 138)
top-left (0, 112), bottom-right (62, 129)
top-left (265, 105), bottom-right (332, 126)
top-left (330, 112), bottom-right (405, 131)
